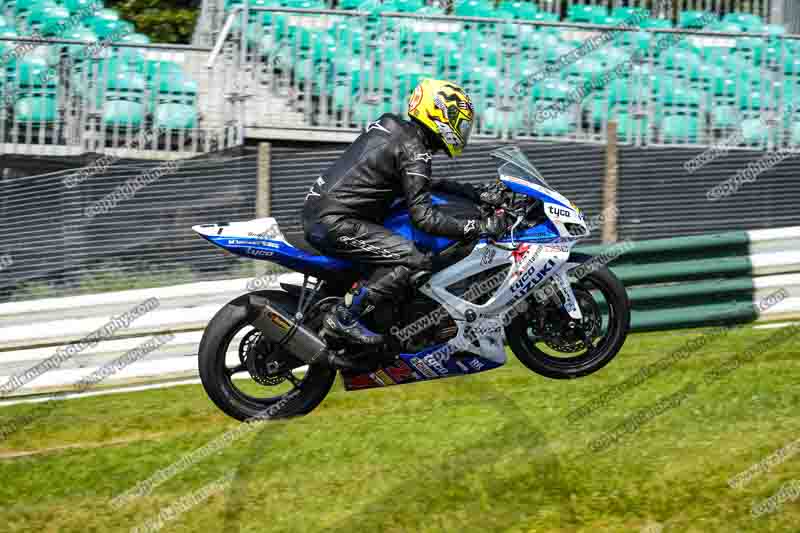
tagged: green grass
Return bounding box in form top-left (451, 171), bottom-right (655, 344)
top-left (1, 325), bottom-right (799, 532)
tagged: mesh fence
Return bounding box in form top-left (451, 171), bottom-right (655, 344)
top-left (0, 153), bottom-right (259, 302)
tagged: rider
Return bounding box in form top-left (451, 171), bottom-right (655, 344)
top-left (302, 78), bottom-right (509, 346)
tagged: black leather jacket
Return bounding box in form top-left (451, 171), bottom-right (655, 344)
top-left (303, 113), bottom-right (481, 239)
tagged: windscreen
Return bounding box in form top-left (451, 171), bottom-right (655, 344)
top-left (489, 146), bottom-right (552, 189)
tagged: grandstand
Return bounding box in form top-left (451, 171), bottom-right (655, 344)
top-left (0, 0), bottom-right (798, 155)
top-left (0, 0), bottom-right (241, 159)
top-left (186, 0), bottom-right (800, 149)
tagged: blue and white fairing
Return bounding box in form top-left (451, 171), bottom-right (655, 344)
top-left (193, 146), bottom-right (591, 373)
top-left (491, 146), bottom-right (589, 243)
top-left (192, 218), bottom-right (353, 274)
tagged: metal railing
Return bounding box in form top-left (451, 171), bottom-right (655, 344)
top-left (0, 36), bottom-right (244, 158)
top-left (227, 6), bottom-right (800, 149)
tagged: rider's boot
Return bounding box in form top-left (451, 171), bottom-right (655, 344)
top-left (322, 283), bottom-right (384, 346)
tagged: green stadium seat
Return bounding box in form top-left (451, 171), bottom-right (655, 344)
top-left (530, 79), bottom-right (571, 101)
top-left (599, 47), bottom-right (631, 69)
top-left (328, 22), bottom-right (366, 54)
top-left (532, 113), bottom-right (577, 137)
top-left (710, 105), bottom-right (738, 129)
top-left (13, 55), bottom-right (52, 92)
top-left (740, 118), bottom-right (769, 144)
top-left (587, 96), bottom-right (612, 126)
top-left (701, 45), bottom-right (732, 63)
top-left (463, 64), bottom-right (500, 98)
top-left (154, 103), bottom-right (198, 130)
top-left (144, 60), bottom-right (184, 84)
top-left (607, 78), bottom-right (645, 106)
top-left (102, 99), bottom-right (144, 127)
top-left (0, 26), bottom-right (18, 56)
top-left (783, 56), bottom-right (800, 76)
top-left (790, 122), bottom-right (800, 145)
top-left (497, 0), bottom-right (537, 20)
top-left (660, 49), bottom-right (703, 71)
top-left (781, 80), bottom-right (800, 110)
top-left (524, 32), bottom-right (561, 53)
top-left (567, 4), bottom-right (605, 23)
top-left (466, 39), bottom-right (502, 68)
top-left (101, 70), bottom-right (145, 126)
top-left (85, 16), bottom-right (134, 40)
top-left (565, 57), bottom-right (604, 85)
top-left (392, 0), bottom-right (423, 12)
top-left (331, 83), bottom-right (354, 111)
top-left (153, 75), bottom-right (197, 106)
top-left (59, 27), bottom-right (99, 63)
top-left (91, 7), bottom-right (121, 21)
top-left (612, 7), bottom-right (649, 22)
top-left (14, 0), bottom-right (56, 18)
top-left (709, 76), bottom-right (737, 104)
top-left (707, 21), bottom-right (742, 33)
top-left (734, 36), bottom-right (766, 62)
top-left (592, 15), bottom-right (625, 26)
top-left (753, 41), bottom-right (786, 65)
top-left (614, 111), bottom-right (649, 141)
top-left (455, 0), bottom-right (495, 18)
top-left (679, 11), bottom-right (717, 29)
top-left (26, 2), bottom-right (69, 32)
top-left (70, 60), bottom-right (113, 98)
top-left (738, 87), bottom-right (775, 113)
top-left (481, 104), bottom-right (524, 135)
top-left (529, 11), bottom-right (559, 35)
top-left (543, 42), bottom-right (576, 65)
top-left (660, 115), bottom-right (700, 142)
top-left (662, 85), bottom-right (702, 108)
top-left (353, 95), bottom-right (394, 123)
top-left (722, 12), bottom-right (762, 29)
top-left (765, 24), bottom-right (786, 36)
top-left (617, 30), bottom-right (652, 53)
top-left (62, 0), bottom-right (97, 14)
top-left (639, 18), bottom-right (672, 29)
top-left (688, 63), bottom-right (726, 85)
top-left (119, 32), bottom-right (151, 45)
top-left (508, 58), bottom-right (540, 88)
top-left (14, 96), bottom-right (57, 122)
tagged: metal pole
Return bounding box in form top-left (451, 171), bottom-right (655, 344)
top-left (256, 142), bottom-right (272, 276)
top-left (603, 120), bottom-right (619, 243)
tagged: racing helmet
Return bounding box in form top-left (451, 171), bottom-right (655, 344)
top-left (408, 78), bottom-right (475, 158)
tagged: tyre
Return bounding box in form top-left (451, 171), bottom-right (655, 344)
top-left (505, 262), bottom-right (630, 380)
top-left (198, 290), bottom-right (336, 421)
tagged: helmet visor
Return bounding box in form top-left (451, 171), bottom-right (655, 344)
top-left (458, 117), bottom-right (473, 146)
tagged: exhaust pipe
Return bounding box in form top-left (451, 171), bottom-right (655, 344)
top-left (248, 295), bottom-right (330, 366)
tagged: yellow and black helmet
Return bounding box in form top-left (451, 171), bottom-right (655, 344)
top-left (408, 78), bottom-right (475, 158)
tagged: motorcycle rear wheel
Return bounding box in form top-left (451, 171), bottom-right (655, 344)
top-left (198, 290), bottom-right (336, 422)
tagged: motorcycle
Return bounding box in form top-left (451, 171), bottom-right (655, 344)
top-left (193, 146), bottom-right (630, 421)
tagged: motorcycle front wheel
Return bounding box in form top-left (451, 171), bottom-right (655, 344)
top-left (505, 263), bottom-right (630, 380)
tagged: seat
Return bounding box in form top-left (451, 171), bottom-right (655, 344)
top-left (567, 4), bottom-right (604, 23)
top-left (284, 231), bottom-right (324, 256)
top-left (455, 0), bottom-right (495, 18)
top-left (497, 0), bottom-right (537, 20)
top-left (679, 10), bottom-right (717, 29)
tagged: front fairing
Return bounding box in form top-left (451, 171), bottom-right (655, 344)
top-left (490, 146), bottom-right (590, 241)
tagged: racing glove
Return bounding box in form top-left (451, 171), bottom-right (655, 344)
top-left (479, 181), bottom-right (507, 208)
top-left (482, 210), bottom-right (511, 240)
top-left (462, 209), bottom-right (510, 241)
